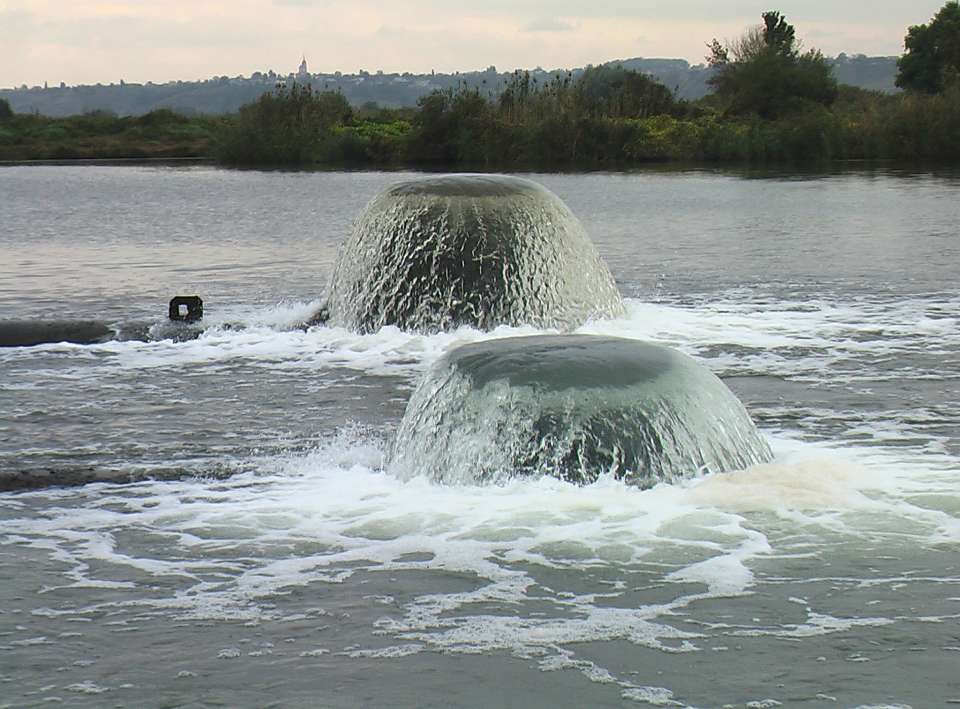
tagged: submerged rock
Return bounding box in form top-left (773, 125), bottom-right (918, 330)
top-left (324, 175), bottom-right (624, 333)
top-left (390, 335), bottom-right (773, 487)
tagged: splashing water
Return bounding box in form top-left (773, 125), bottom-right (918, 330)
top-left (324, 175), bottom-right (625, 333)
top-left (390, 335), bottom-right (773, 486)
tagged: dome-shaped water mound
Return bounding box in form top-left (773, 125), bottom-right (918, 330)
top-left (389, 335), bottom-right (773, 487)
top-left (324, 175), bottom-right (625, 333)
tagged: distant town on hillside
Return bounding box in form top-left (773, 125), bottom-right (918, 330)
top-left (1, 54), bottom-right (899, 117)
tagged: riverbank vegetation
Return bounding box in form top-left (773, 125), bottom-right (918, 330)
top-left (0, 105), bottom-right (228, 160)
top-left (2, 4), bottom-right (959, 166)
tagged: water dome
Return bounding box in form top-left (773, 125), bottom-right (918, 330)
top-left (323, 175), bottom-right (625, 333)
top-left (390, 335), bottom-right (773, 487)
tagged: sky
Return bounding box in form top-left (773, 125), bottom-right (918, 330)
top-left (0, 0), bottom-right (949, 88)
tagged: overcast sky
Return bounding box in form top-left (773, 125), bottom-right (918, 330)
top-left (0, 0), bottom-right (947, 87)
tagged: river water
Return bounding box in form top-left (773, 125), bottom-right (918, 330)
top-left (1, 164), bottom-right (958, 708)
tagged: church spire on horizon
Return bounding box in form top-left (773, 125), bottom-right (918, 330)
top-left (298, 55), bottom-right (308, 76)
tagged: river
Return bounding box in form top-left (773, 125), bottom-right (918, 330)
top-left (1, 164), bottom-right (958, 707)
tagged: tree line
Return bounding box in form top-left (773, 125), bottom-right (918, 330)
top-left (217, 4), bottom-right (960, 166)
top-left (3, 3), bottom-right (959, 165)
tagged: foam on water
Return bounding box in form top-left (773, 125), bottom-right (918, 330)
top-left (585, 295), bottom-right (960, 384)
top-left (2, 287), bottom-right (958, 704)
top-left (3, 290), bottom-right (956, 383)
top-left (2, 437), bottom-right (958, 705)
top-left (2, 425), bottom-right (956, 624)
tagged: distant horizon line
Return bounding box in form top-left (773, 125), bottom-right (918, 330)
top-left (1, 51), bottom-right (901, 92)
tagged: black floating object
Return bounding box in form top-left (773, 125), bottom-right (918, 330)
top-left (169, 295), bottom-right (203, 323)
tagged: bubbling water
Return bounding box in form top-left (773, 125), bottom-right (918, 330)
top-left (390, 335), bottom-right (773, 487)
top-left (323, 175), bottom-right (625, 333)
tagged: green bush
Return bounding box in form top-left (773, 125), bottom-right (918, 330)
top-left (216, 84), bottom-right (353, 165)
top-left (137, 108), bottom-right (189, 127)
top-left (708, 12), bottom-right (838, 119)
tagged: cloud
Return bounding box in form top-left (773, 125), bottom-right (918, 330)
top-left (807, 29), bottom-right (843, 39)
top-left (0, 0), bottom-right (943, 87)
top-left (375, 24), bottom-right (408, 39)
top-left (522, 18), bottom-right (576, 33)
top-left (272, 0), bottom-right (334, 6)
top-left (0, 9), bottom-right (38, 35)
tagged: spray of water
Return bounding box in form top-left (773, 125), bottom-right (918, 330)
top-left (390, 335), bottom-right (773, 486)
top-left (324, 175), bottom-right (625, 333)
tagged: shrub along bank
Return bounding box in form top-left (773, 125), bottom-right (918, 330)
top-left (213, 82), bottom-right (960, 166)
top-left (0, 106), bottom-right (229, 160)
top-left (3, 83), bottom-right (959, 166)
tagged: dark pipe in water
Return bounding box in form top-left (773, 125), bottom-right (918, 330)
top-left (0, 320), bottom-right (114, 348)
top-left (0, 296), bottom-right (207, 348)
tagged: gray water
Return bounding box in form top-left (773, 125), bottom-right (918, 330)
top-left (1, 164), bottom-right (959, 708)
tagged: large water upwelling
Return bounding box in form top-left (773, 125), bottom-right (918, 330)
top-left (389, 335), bottom-right (772, 486)
top-left (1, 165), bottom-right (959, 707)
top-left (324, 174), bottom-right (624, 332)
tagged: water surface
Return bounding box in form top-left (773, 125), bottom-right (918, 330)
top-left (1, 165), bottom-right (959, 708)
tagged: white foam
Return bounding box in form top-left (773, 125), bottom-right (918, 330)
top-left (341, 644), bottom-right (424, 659)
top-left (620, 686), bottom-right (684, 706)
top-left (4, 427), bottom-right (954, 639)
top-left (7, 291), bottom-right (956, 387)
top-left (64, 681), bottom-right (109, 695)
top-left (730, 611), bottom-right (895, 638)
top-left (687, 457), bottom-right (880, 513)
top-left (2, 286), bottom-right (958, 701)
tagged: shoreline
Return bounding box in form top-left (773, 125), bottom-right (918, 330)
top-left (0, 155), bottom-right (212, 166)
top-left (2, 156), bottom-right (956, 177)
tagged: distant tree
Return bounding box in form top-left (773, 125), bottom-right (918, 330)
top-left (707, 10), bottom-right (838, 118)
top-left (762, 11), bottom-right (797, 57)
top-left (896, 1), bottom-right (960, 93)
top-left (495, 65), bottom-right (678, 122)
top-left (408, 87), bottom-right (492, 164)
top-left (575, 65), bottom-right (678, 118)
top-left (706, 39), bottom-right (729, 67)
top-left (217, 83), bottom-right (352, 164)
top-left (137, 108), bottom-right (187, 127)
top-left (0, 98), bottom-right (13, 120)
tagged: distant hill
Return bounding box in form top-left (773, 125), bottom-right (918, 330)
top-left (604, 54), bottom-right (898, 99)
top-left (601, 58), bottom-right (713, 100)
top-left (828, 54), bottom-right (899, 93)
top-left (1, 55), bottom-right (899, 117)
